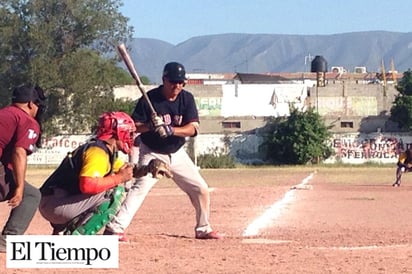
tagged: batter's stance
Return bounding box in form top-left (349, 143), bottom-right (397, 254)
top-left (105, 62), bottom-right (223, 240)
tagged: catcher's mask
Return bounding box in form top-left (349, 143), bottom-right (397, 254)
top-left (96, 111), bottom-right (136, 154)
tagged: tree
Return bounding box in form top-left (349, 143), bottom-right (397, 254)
top-left (140, 75), bottom-right (151, 85)
top-left (260, 107), bottom-right (333, 165)
top-left (0, 0), bottom-right (133, 134)
top-left (390, 69), bottom-right (412, 130)
top-left (395, 69), bottom-right (412, 96)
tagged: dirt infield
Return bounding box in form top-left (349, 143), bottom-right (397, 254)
top-left (1, 166), bottom-right (412, 273)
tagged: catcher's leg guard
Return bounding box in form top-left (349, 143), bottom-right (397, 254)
top-left (65, 185), bottom-right (126, 235)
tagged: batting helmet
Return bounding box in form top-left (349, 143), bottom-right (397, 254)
top-left (96, 112), bottom-right (136, 154)
top-left (162, 62), bottom-right (187, 82)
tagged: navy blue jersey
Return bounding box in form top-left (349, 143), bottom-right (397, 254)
top-left (132, 86), bottom-right (199, 154)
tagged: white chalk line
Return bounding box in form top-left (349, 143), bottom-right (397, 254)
top-left (241, 238), bottom-right (412, 251)
top-left (312, 243), bottom-right (412, 250)
top-left (242, 238), bottom-right (295, 244)
top-left (242, 172), bottom-right (315, 237)
top-left (241, 172), bottom-right (412, 251)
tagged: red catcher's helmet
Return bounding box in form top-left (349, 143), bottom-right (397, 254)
top-left (96, 112), bottom-right (136, 154)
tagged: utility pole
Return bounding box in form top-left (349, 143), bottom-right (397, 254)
top-left (391, 59), bottom-right (397, 85)
top-left (381, 59), bottom-right (387, 96)
top-left (304, 54), bottom-right (313, 72)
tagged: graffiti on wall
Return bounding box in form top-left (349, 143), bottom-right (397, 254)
top-left (318, 97), bottom-right (377, 116)
top-left (195, 97), bottom-right (222, 116)
top-left (331, 134), bottom-right (411, 162)
top-left (41, 135), bottom-right (88, 150)
top-left (28, 135), bottom-right (90, 165)
top-left (28, 133), bottom-right (412, 166)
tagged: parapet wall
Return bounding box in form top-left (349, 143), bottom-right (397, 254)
top-left (114, 82), bottom-right (400, 134)
top-left (29, 132), bottom-right (409, 166)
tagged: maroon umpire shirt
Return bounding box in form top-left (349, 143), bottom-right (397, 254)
top-left (0, 105), bottom-right (40, 168)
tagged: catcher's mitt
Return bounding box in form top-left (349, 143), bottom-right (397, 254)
top-left (147, 159), bottom-right (173, 179)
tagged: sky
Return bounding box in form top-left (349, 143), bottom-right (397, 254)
top-left (120, 0), bottom-right (411, 45)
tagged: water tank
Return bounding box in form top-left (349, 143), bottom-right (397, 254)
top-left (311, 55), bottom-right (328, 73)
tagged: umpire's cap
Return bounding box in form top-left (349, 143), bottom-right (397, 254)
top-left (12, 85), bottom-right (46, 106)
top-left (162, 62), bottom-right (187, 82)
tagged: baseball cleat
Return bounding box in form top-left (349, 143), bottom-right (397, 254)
top-left (195, 230), bottom-right (224, 240)
top-left (103, 229), bottom-right (128, 242)
top-left (392, 183), bottom-right (400, 187)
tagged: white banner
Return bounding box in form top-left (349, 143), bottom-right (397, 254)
top-left (6, 235), bottom-right (118, 268)
top-left (28, 135), bottom-right (129, 165)
top-left (28, 135), bottom-right (91, 165)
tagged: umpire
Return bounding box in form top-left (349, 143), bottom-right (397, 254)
top-left (0, 85), bottom-right (46, 252)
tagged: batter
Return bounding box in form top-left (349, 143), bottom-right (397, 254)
top-left (105, 62), bottom-right (223, 240)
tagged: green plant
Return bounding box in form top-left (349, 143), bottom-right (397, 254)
top-left (389, 69), bottom-right (412, 130)
top-left (260, 107), bottom-right (333, 165)
top-left (197, 154), bottom-right (236, 169)
top-left (196, 143), bottom-right (236, 169)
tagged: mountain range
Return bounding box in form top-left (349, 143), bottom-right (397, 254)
top-left (126, 31), bottom-right (412, 84)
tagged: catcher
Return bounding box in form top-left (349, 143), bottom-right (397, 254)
top-left (392, 148), bottom-right (412, 187)
top-left (38, 111), bottom-right (171, 238)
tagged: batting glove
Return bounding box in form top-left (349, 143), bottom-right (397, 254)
top-left (155, 125), bottom-right (174, 138)
top-left (146, 115), bottom-right (164, 131)
top-left (151, 114), bottom-right (164, 127)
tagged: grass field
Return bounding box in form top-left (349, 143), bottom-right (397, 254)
top-left (26, 165), bottom-right (398, 187)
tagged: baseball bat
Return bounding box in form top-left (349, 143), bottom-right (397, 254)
top-left (117, 43), bottom-right (157, 115)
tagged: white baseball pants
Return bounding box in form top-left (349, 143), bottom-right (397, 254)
top-left (106, 143), bottom-right (213, 235)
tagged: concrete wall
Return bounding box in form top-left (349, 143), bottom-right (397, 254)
top-left (192, 131), bottom-right (412, 165)
top-left (308, 81), bottom-right (398, 133)
top-left (114, 83), bottom-right (309, 134)
top-left (114, 81), bottom-right (399, 135)
top-left (64, 81), bottom-right (403, 166)
top-left (29, 132), bottom-right (410, 166)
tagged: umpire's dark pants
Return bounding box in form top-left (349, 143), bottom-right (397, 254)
top-left (0, 162), bottom-right (41, 235)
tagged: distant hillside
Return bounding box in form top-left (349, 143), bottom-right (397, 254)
top-left (125, 31), bottom-right (412, 84)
